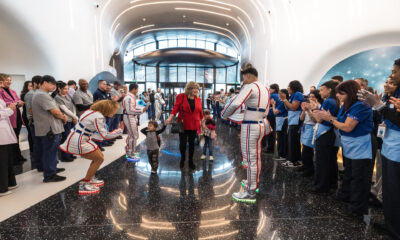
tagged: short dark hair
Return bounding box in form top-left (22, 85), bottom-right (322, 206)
top-left (336, 80), bottom-right (360, 111)
top-left (321, 80), bottom-right (340, 108)
top-left (279, 89), bottom-right (289, 100)
top-left (67, 80), bottom-right (76, 86)
top-left (98, 80), bottom-right (106, 85)
top-left (229, 88), bottom-right (235, 94)
top-left (205, 118), bottom-right (215, 126)
top-left (394, 58), bottom-right (400, 68)
top-left (331, 75), bottom-right (344, 82)
top-left (148, 120), bottom-right (158, 129)
top-left (41, 75), bottom-right (57, 85)
top-left (32, 75), bottom-right (42, 85)
top-left (270, 83), bottom-right (279, 93)
top-left (288, 80), bottom-right (304, 93)
top-left (129, 83), bottom-right (138, 91)
top-left (114, 81), bottom-right (121, 86)
top-left (240, 62), bottom-right (258, 77)
top-left (204, 109), bottom-right (211, 115)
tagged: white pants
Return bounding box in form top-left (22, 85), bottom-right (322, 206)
top-left (123, 115), bottom-right (138, 156)
top-left (155, 101), bottom-right (162, 121)
top-left (241, 123), bottom-right (266, 191)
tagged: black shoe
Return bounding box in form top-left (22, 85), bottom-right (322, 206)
top-left (37, 169), bottom-right (43, 172)
top-left (71, 156), bottom-right (77, 160)
top-left (43, 174), bottom-right (66, 182)
top-left (309, 188), bottom-right (329, 196)
top-left (302, 171), bottom-right (314, 177)
top-left (333, 194), bottom-right (350, 203)
top-left (189, 163), bottom-right (196, 170)
top-left (116, 136), bottom-right (123, 140)
top-left (100, 147), bottom-right (105, 151)
top-left (56, 168), bottom-right (65, 173)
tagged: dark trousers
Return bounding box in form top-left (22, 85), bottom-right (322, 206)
top-left (31, 124), bottom-right (44, 171)
top-left (382, 155), bottom-right (400, 239)
top-left (13, 126), bottom-right (24, 163)
top-left (277, 119), bottom-right (288, 158)
top-left (313, 129), bottom-right (336, 192)
top-left (60, 122), bottom-right (73, 160)
top-left (288, 124), bottom-right (301, 164)
top-left (301, 145), bottom-right (314, 174)
top-left (179, 130), bottom-right (196, 165)
top-left (148, 104), bottom-right (155, 120)
top-left (36, 134), bottom-right (61, 180)
top-left (338, 156), bottom-right (374, 215)
top-left (111, 114), bottom-right (122, 131)
top-left (266, 115), bottom-right (276, 152)
top-left (26, 124), bottom-right (34, 154)
top-left (0, 144), bottom-right (17, 193)
top-left (203, 136), bottom-right (214, 156)
top-left (147, 149), bottom-right (159, 171)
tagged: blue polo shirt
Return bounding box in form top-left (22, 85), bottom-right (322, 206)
top-left (289, 92), bottom-right (304, 111)
top-left (320, 97), bottom-right (338, 127)
top-left (93, 89), bottom-right (110, 102)
top-left (275, 100), bottom-right (288, 117)
top-left (269, 93), bottom-right (279, 116)
top-left (287, 92), bottom-right (304, 125)
top-left (384, 87), bottom-right (400, 131)
top-left (337, 101), bottom-right (373, 137)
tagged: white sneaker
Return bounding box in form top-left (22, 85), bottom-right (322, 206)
top-left (8, 184), bottom-right (19, 190)
top-left (200, 154), bottom-right (206, 160)
top-left (282, 161), bottom-right (302, 168)
top-left (209, 156), bottom-right (214, 161)
top-left (90, 177), bottom-right (104, 187)
top-left (78, 182), bottom-right (100, 195)
top-left (232, 191), bottom-right (256, 204)
top-left (281, 160), bottom-right (292, 167)
top-left (0, 191), bottom-right (12, 197)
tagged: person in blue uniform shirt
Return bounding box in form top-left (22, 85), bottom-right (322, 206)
top-left (317, 80), bottom-right (374, 220)
top-left (93, 80), bottom-right (113, 148)
top-left (272, 89), bottom-right (289, 161)
top-left (281, 80), bottom-right (304, 168)
top-left (263, 84), bottom-right (279, 154)
top-left (309, 80), bottom-right (340, 193)
top-left (358, 59), bottom-right (400, 239)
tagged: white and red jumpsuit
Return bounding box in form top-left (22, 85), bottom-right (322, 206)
top-left (222, 81), bottom-right (271, 191)
top-left (122, 92), bottom-right (145, 157)
top-left (59, 110), bottom-right (122, 155)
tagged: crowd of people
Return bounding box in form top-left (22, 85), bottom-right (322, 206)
top-left (1, 58), bottom-right (400, 238)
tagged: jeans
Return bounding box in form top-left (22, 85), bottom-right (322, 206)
top-left (36, 134), bottom-right (61, 180)
top-left (203, 136), bottom-right (214, 156)
top-left (60, 122), bottom-right (73, 160)
top-left (148, 103), bottom-right (155, 120)
top-left (32, 124), bottom-right (44, 171)
top-left (111, 114), bottom-right (122, 131)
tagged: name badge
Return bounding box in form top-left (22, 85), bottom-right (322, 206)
top-left (377, 123), bottom-right (386, 138)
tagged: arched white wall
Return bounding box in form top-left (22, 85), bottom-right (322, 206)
top-left (0, 0), bottom-right (100, 81)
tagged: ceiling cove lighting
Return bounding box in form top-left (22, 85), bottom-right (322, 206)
top-left (117, 24), bottom-right (155, 55)
top-left (141, 27), bottom-right (241, 52)
top-left (193, 22), bottom-right (241, 51)
top-left (111, 1), bottom-right (231, 32)
top-left (99, 0), bottom-right (113, 68)
top-left (174, 7), bottom-right (250, 44)
top-left (202, 0), bottom-right (254, 28)
top-left (250, 0), bottom-right (266, 35)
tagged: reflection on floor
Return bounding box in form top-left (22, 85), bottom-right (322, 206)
top-left (0, 122), bottom-right (386, 239)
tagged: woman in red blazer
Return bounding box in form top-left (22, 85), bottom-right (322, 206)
top-left (166, 81), bottom-right (203, 170)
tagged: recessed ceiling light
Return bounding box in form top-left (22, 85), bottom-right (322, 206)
top-left (142, 18), bottom-right (146, 22)
top-left (225, 23), bottom-right (229, 26)
top-left (182, 14), bottom-right (186, 18)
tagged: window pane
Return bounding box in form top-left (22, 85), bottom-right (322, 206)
top-left (146, 82), bottom-right (157, 92)
top-left (160, 67), bottom-right (167, 82)
top-left (227, 66), bottom-right (237, 83)
top-left (216, 44), bottom-right (227, 54)
top-left (133, 46), bottom-right (145, 56)
top-left (124, 50), bottom-right (133, 63)
top-left (216, 68), bottom-right (226, 83)
top-left (159, 40), bottom-right (168, 49)
top-left (178, 66), bottom-right (186, 82)
top-left (227, 47), bottom-right (237, 58)
top-left (216, 84), bottom-right (226, 93)
top-left (187, 39), bottom-right (196, 48)
top-left (204, 68), bottom-right (214, 83)
top-left (205, 41), bottom-right (214, 50)
top-left (124, 61), bottom-right (133, 82)
top-left (169, 66), bottom-right (177, 82)
top-left (145, 42), bottom-right (156, 52)
top-left (146, 66), bottom-right (156, 82)
top-left (196, 67), bottom-right (205, 83)
top-left (187, 66), bottom-right (195, 82)
top-left (135, 64), bottom-right (145, 81)
top-left (196, 40), bottom-right (205, 49)
top-left (178, 39), bottom-right (186, 47)
top-left (168, 39), bottom-right (177, 48)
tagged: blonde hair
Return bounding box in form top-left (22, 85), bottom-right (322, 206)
top-left (0, 73), bottom-right (9, 83)
top-left (184, 81), bottom-right (200, 96)
top-left (90, 100), bottom-right (119, 117)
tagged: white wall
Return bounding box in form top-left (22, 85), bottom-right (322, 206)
top-left (0, 0), bottom-right (101, 81)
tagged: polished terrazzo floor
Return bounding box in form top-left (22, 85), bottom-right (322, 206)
top-left (0, 122), bottom-right (388, 240)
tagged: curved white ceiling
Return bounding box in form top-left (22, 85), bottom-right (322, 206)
top-left (100, 0), bottom-right (268, 58)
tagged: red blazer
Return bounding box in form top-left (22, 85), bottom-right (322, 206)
top-left (171, 93), bottom-right (203, 131)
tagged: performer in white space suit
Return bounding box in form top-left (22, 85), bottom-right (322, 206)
top-left (59, 100), bottom-right (123, 195)
top-left (221, 63), bottom-right (271, 203)
top-left (155, 88), bottom-right (165, 121)
top-left (122, 83), bottom-right (148, 160)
